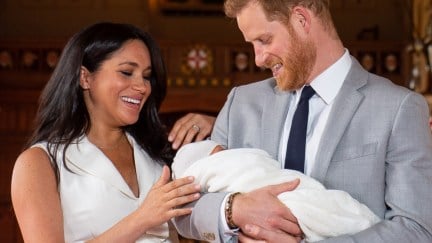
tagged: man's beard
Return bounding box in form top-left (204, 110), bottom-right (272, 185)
top-left (275, 33), bottom-right (317, 91)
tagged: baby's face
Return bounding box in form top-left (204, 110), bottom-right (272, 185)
top-left (210, 145), bottom-right (224, 155)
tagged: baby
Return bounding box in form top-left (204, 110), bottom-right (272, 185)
top-left (172, 140), bottom-right (380, 242)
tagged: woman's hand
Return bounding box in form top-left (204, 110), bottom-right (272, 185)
top-left (137, 166), bottom-right (200, 229)
top-left (168, 113), bottom-right (216, 150)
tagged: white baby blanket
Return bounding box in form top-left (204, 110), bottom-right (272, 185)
top-left (172, 141), bottom-right (380, 242)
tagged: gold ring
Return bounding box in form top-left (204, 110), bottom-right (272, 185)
top-left (192, 124), bottom-right (200, 132)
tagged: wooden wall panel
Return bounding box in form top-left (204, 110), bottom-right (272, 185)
top-left (0, 140), bottom-right (24, 243)
top-left (0, 203), bottom-right (22, 243)
top-left (0, 88), bottom-right (40, 243)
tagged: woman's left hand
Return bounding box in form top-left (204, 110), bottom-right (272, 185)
top-left (136, 166), bottom-right (200, 229)
top-left (168, 113), bottom-right (216, 150)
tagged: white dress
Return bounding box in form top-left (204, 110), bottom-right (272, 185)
top-left (172, 140), bottom-right (380, 242)
top-left (34, 134), bottom-right (179, 243)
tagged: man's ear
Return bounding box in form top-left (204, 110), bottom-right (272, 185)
top-left (292, 6), bottom-right (311, 33)
top-left (79, 66), bottom-right (91, 89)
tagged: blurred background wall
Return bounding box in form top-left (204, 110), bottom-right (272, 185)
top-left (0, 1), bottom-right (427, 242)
top-left (0, 0), bottom-right (409, 42)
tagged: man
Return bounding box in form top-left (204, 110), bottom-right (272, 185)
top-left (172, 0), bottom-right (432, 242)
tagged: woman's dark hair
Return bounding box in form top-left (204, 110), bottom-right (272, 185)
top-left (27, 22), bottom-right (173, 182)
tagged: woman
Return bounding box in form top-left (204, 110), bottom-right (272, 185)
top-left (11, 22), bottom-right (200, 242)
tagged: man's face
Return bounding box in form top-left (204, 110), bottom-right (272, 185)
top-left (236, 2), bottom-right (316, 91)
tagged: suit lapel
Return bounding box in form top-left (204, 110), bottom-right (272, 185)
top-left (311, 58), bottom-right (368, 182)
top-left (262, 81), bottom-right (291, 159)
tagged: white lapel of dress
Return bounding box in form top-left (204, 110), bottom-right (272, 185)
top-left (262, 81), bottom-right (291, 159)
top-left (131, 134), bottom-right (162, 201)
top-left (65, 135), bottom-right (137, 199)
top-left (311, 59), bottom-right (367, 182)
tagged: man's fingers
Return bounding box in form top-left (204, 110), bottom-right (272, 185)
top-left (243, 224), bottom-right (299, 243)
top-left (238, 232), bottom-right (266, 243)
top-left (243, 224), bottom-right (273, 241)
top-left (270, 216), bottom-right (302, 236)
top-left (268, 179), bottom-right (300, 196)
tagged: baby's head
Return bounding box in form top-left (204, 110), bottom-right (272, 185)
top-left (172, 140), bottom-right (224, 179)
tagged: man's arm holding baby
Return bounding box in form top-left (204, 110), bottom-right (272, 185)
top-left (230, 181), bottom-right (303, 242)
top-left (172, 181), bottom-right (302, 242)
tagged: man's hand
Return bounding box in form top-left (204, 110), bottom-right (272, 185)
top-left (239, 224), bottom-right (302, 243)
top-left (232, 180), bottom-right (303, 241)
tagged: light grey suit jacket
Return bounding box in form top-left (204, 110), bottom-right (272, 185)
top-left (173, 57), bottom-right (432, 242)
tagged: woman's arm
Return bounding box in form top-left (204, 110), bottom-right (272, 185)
top-left (11, 147), bottom-right (65, 242)
top-left (12, 149), bottom-right (200, 243)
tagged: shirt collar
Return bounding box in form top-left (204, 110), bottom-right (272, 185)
top-left (309, 49), bottom-right (352, 104)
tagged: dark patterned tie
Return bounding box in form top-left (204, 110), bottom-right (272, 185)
top-left (285, 86), bottom-right (315, 172)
